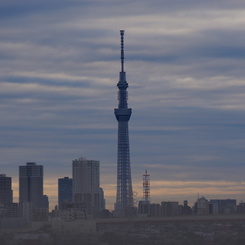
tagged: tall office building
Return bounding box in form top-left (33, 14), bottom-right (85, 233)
top-left (114, 30), bottom-right (134, 215)
top-left (72, 157), bottom-right (100, 216)
top-left (19, 162), bottom-right (44, 208)
top-left (0, 174), bottom-right (13, 204)
top-left (58, 177), bottom-right (72, 208)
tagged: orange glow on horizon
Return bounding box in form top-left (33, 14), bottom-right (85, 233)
top-left (11, 179), bottom-right (245, 211)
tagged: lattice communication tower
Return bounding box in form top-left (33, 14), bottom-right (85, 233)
top-left (143, 170), bottom-right (150, 202)
top-left (114, 30), bottom-right (134, 215)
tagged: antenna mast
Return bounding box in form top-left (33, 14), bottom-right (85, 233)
top-left (143, 170), bottom-right (150, 203)
top-left (120, 30), bottom-right (124, 72)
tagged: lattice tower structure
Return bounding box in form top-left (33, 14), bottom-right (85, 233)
top-left (114, 30), bottom-right (134, 213)
top-left (143, 170), bottom-right (150, 202)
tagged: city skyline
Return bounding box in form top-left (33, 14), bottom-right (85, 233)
top-left (1, 0), bottom-right (245, 210)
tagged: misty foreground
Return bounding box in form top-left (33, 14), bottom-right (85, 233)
top-left (1, 215), bottom-right (245, 245)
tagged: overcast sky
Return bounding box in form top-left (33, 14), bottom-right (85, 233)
top-left (1, 0), bottom-right (245, 210)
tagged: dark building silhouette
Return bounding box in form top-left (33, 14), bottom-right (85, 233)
top-left (237, 202), bottom-right (245, 213)
top-left (1, 202), bottom-right (19, 218)
top-left (0, 174), bottom-right (13, 204)
top-left (181, 200), bottom-right (192, 215)
top-left (161, 201), bottom-right (179, 216)
top-left (0, 174), bottom-right (15, 219)
top-left (210, 199), bottom-right (237, 214)
top-left (58, 177), bottom-right (72, 209)
top-left (114, 30), bottom-right (134, 216)
top-left (19, 162), bottom-right (43, 208)
top-left (19, 162), bottom-right (49, 221)
top-left (149, 203), bottom-right (161, 217)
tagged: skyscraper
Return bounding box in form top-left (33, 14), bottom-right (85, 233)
top-left (114, 30), bottom-right (134, 215)
top-left (19, 162), bottom-right (43, 208)
top-left (72, 157), bottom-right (100, 216)
top-left (58, 177), bottom-right (72, 208)
top-left (0, 174), bottom-right (13, 204)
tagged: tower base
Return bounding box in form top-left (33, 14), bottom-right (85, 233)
top-left (114, 203), bottom-right (137, 218)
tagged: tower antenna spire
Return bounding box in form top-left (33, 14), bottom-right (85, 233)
top-left (120, 30), bottom-right (124, 72)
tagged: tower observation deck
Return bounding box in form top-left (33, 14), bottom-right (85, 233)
top-left (114, 30), bottom-right (134, 216)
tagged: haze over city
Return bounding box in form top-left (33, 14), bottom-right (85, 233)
top-left (1, 0), bottom-right (245, 210)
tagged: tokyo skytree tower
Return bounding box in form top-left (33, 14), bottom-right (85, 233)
top-left (114, 30), bottom-right (134, 215)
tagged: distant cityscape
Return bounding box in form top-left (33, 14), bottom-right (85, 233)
top-left (1, 161), bottom-right (245, 244)
top-left (1, 160), bottom-right (245, 226)
top-left (1, 30), bottom-right (245, 244)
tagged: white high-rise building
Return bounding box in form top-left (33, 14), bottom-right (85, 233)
top-left (72, 157), bottom-right (100, 216)
top-left (196, 196), bottom-right (209, 215)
